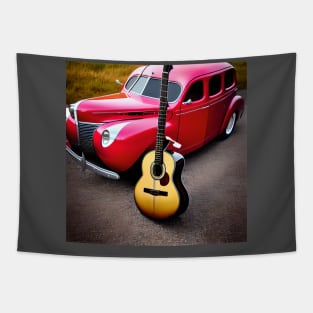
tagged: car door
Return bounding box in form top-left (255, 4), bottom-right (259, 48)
top-left (205, 73), bottom-right (227, 141)
top-left (177, 79), bottom-right (209, 154)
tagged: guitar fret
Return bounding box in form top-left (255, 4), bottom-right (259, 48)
top-left (153, 64), bottom-right (173, 165)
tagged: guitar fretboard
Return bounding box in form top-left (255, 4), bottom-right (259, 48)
top-left (155, 66), bottom-right (172, 165)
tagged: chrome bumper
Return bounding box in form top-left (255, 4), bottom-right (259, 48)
top-left (66, 146), bottom-right (120, 180)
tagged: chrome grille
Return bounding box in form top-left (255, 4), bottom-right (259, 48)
top-left (78, 122), bottom-right (102, 154)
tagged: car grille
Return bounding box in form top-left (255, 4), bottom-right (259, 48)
top-left (78, 122), bottom-right (102, 154)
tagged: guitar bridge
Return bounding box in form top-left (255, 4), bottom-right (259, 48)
top-left (143, 188), bottom-right (168, 197)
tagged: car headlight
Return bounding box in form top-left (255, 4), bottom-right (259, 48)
top-left (101, 122), bottom-right (130, 148)
top-left (102, 129), bottom-right (110, 147)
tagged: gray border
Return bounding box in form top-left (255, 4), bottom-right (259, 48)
top-left (17, 53), bottom-right (296, 257)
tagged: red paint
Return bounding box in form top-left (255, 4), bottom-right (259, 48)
top-left (66, 115), bottom-right (78, 143)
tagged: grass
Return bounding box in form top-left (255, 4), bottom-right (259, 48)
top-left (66, 62), bottom-right (140, 105)
top-left (230, 61), bottom-right (247, 90)
top-left (66, 61), bottom-right (247, 105)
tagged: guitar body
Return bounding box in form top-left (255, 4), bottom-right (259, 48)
top-left (134, 150), bottom-right (189, 220)
top-left (134, 64), bottom-right (189, 219)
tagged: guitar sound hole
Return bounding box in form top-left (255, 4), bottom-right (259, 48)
top-left (153, 163), bottom-right (163, 178)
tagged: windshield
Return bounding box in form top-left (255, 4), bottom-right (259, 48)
top-left (125, 76), bottom-right (181, 102)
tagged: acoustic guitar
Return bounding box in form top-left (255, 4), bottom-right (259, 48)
top-left (134, 64), bottom-right (189, 219)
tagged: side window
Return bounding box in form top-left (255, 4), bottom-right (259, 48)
top-left (183, 80), bottom-right (204, 102)
top-left (225, 69), bottom-right (235, 89)
top-left (209, 75), bottom-right (222, 96)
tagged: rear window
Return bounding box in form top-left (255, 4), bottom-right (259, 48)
top-left (209, 75), bottom-right (222, 96)
top-left (225, 69), bottom-right (235, 89)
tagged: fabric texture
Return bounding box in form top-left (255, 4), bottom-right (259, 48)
top-left (17, 53), bottom-right (296, 257)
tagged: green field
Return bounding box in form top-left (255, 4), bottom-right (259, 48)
top-left (66, 62), bottom-right (139, 105)
top-left (66, 61), bottom-right (247, 105)
top-left (230, 61), bottom-right (247, 90)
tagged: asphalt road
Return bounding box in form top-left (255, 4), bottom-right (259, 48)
top-left (66, 92), bottom-right (247, 246)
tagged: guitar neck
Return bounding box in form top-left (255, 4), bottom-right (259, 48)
top-left (155, 65), bottom-right (172, 165)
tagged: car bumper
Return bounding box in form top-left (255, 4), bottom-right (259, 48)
top-left (66, 146), bottom-right (120, 180)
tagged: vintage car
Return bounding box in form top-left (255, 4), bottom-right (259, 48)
top-left (66, 63), bottom-right (245, 179)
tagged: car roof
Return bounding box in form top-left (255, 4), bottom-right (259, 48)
top-left (131, 63), bottom-right (233, 87)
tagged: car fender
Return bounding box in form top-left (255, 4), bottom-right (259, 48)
top-left (219, 95), bottom-right (244, 135)
top-left (93, 117), bottom-right (177, 172)
top-left (66, 115), bottom-right (78, 144)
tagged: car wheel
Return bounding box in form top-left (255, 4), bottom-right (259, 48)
top-left (221, 112), bottom-right (237, 139)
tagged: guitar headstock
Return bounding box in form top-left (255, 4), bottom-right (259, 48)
top-left (163, 64), bottom-right (173, 73)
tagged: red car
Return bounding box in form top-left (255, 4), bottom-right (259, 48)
top-left (66, 63), bottom-right (244, 179)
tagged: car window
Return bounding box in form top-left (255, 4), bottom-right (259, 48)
top-left (209, 75), bottom-right (222, 96)
top-left (124, 75), bottom-right (138, 90)
top-left (131, 76), bottom-right (149, 94)
top-left (142, 78), bottom-right (181, 102)
top-left (167, 82), bottom-right (181, 102)
top-left (183, 80), bottom-right (204, 102)
top-left (225, 69), bottom-right (235, 89)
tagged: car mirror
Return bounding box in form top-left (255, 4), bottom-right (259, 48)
top-left (115, 79), bottom-right (123, 86)
top-left (182, 98), bottom-right (192, 105)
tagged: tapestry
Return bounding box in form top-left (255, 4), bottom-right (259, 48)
top-left (17, 53), bottom-right (296, 257)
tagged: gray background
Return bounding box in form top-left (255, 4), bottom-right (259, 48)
top-left (17, 53), bottom-right (296, 257)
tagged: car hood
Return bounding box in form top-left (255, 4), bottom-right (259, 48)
top-left (76, 92), bottom-right (161, 123)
